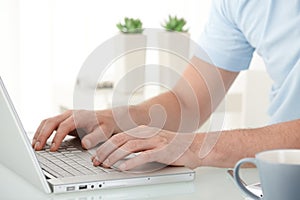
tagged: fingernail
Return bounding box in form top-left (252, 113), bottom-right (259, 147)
top-left (119, 163), bottom-right (127, 171)
top-left (34, 141), bottom-right (40, 149)
top-left (83, 139), bottom-right (91, 149)
top-left (93, 156), bottom-right (100, 166)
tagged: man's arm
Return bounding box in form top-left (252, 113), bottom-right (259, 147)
top-left (197, 119), bottom-right (300, 168)
top-left (132, 56), bottom-right (239, 132)
top-left (93, 56), bottom-right (300, 170)
top-left (33, 56), bottom-right (238, 151)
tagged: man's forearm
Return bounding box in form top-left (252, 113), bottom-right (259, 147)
top-left (196, 119), bottom-right (300, 168)
top-left (130, 57), bottom-right (239, 133)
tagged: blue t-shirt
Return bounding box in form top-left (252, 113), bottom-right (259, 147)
top-left (198, 0), bottom-right (300, 124)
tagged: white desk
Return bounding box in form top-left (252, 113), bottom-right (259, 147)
top-left (0, 164), bottom-right (259, 200)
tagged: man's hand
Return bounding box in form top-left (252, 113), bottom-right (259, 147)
top-left (32, 109), bottom-right (117, 151)
top-left (92, 125), bottom-right (203, 171)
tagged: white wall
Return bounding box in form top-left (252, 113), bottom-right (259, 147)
top-left (1, 0), bottom-right (212, 131)
top-left (19, 0), bottom-right (56, 131)
top-left (1, 0), bottom-right (269, 131)
top-left (0, 0), bottom-right (20, 107)
top-left (51, 0), bottom-right (212, 85)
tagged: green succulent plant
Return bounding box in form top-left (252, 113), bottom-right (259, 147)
top-left (162, 15), bottom-right (188, 32)
top-left (116, 17), bottom-right (143, 33)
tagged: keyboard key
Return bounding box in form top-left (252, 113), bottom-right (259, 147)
top-left (35, 142), bottom-right (116, 178)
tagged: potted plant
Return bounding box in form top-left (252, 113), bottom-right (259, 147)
top-left (113, 17), bottom-right (147, 95)
top-left (161, 15), bottom-right (189, 32)
top-left (116, 17), bottom-right (143, 34)
top-left (158, 15), bottom-right (190, 90)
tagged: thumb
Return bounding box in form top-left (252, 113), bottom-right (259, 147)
top-left (81, 124), bottom-right (113, 149)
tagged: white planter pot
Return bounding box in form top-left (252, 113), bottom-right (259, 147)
top-left (157, 31), bottom-right (190, 90)
top-left (113, 33), bottom-right (147, 95)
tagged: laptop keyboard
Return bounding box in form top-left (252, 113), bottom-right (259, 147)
top-left (35, 142), bottom-right (115, 178)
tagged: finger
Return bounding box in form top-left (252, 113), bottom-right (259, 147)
top-left (118, 151), bottom-right (155, 171)
top-left (32, 119), bottom-right (46, 147)
top-left (94, 133), bottom-right (133, 164)
top-left (33, 111), bottom-right (72, 150)
top-left (50, 116), bottom-right (76, 151)
top-left (102, 139), bottom-right (154, 168)
top-left (81, 124), bottom-right (113, 149)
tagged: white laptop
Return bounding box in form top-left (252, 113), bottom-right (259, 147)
top-left (0, 77), bottom-right (195, 194)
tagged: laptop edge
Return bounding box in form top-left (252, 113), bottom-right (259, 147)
top-left (0, 77), bottom-right (52, 193)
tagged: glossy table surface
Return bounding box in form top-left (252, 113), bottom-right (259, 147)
top-left (0, 163), bottom-right (260, 200)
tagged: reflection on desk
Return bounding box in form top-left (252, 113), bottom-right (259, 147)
top-left (0, 164), bottom-right (261, 200)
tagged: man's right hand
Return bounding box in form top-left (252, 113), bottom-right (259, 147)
top-left (32, 109), bottom-right (118, 151)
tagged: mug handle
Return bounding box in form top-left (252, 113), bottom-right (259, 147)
top-left (234, 158), bottom-right (262, 200)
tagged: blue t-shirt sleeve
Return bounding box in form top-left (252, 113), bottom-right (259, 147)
top-left (197, 0), bottom-right (255, 72)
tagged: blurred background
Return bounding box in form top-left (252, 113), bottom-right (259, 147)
top-left (0, 0), bottom-right (270, 132)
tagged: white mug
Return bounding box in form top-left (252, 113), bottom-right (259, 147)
top-left (234, 149), bottom-right (300, 200)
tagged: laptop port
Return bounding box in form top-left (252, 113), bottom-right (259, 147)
top-left (79, 185), bottom-right (88, 190)
top-left (66, 186), bottom-right (75, 191)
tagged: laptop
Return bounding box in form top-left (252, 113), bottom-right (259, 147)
top-left (0, 77), bottom-right (195, 194)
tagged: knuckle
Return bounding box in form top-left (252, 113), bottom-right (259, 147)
top-left (64, 110), bottom-right (72, 115)
top-left (125, 140), bottom-right (139, 150)
top-left (41, 118), bottom-right (54, 128)
top-left (158, 136), bottom-right (168, 145)
top-left (44, 117), bottom-right (57, 127)
top-left (153, 134), bottom-right (168, 146)
top-left (57, 122), bottom-right (72, 134)
top-left (41, 118), bottom-right (48, 124)
top-left (111, 133), bottom-right (126, 145)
